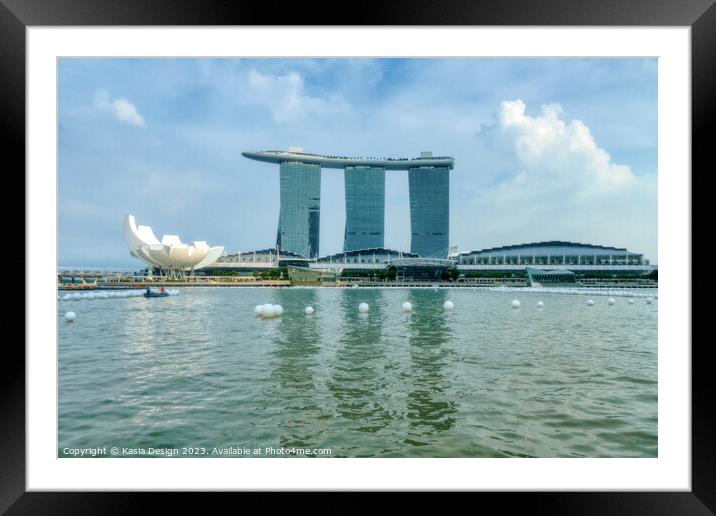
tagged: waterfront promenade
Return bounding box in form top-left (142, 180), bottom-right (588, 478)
top-left (58, 274), bottom-right (657, 290)
top-left (58, 275), bottom-right (290, 289)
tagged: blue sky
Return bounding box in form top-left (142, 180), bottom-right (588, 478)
top-left (58, 58), bottom-right (657, 267)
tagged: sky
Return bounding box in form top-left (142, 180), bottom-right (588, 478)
top-left (58, 58), bottom-right (658, 268)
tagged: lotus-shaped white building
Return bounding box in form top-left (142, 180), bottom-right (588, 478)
top-left (124, 214), bottom-right (224, 276)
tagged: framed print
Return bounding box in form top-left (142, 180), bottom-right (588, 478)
top-left (8, 0), bottom-right (712, 511)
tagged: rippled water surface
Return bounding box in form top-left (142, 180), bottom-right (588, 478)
top-left (59, 287), bottom-right (657, 457)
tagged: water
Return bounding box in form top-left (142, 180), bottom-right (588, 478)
top-left (58, 287), bottom-right (657, 458)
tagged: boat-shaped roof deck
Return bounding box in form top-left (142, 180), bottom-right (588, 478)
top-left (242, 150), bottom-right (454, 170)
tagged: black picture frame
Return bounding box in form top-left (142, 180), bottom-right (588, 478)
top-left (7, 0), bottom-right (711, 511)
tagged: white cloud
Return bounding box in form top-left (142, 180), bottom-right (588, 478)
top-left (455, 100), bottom-right (657, 260)
top-left (245, 69), bottom-right (352, 123)
top-left (94, 89), bottom-right (145, 126)
top-left (498, 100), bottom-right (634, 190)
top-left (61, 61), bottom-right (656, 264)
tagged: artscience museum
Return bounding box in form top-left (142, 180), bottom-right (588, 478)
top-left (123, 214), bottom-right (224, 278)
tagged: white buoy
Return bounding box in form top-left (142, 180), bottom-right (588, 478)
top-left (587, 299), bottom-right (594, 306)
top-left (273, 304), bottom-right (283, 316)
top-left (65, 311), bottom-right (76, 322)
top-left (402, 302), bottom-right (412, 312)
top-left (305, 306), bottom-right (314, 315)
top-left (646, 297), bottom-right (653, 304)
top-left (511, 299), bottom-right (521, 309)
top-left (629, 299), bottom-right (635, 305)
top-left (443, 300), bottom-right (454, 310)
top-left (608, 297), bottom-right (616, 305)
top-left (254, 305), bottom-right (263, 316)
top-left (261, 303), bottom-right (275, 317)
top-left (537, 301), bottom-right (544, 308)
top-left (358, 302), bottom-right (369, 313)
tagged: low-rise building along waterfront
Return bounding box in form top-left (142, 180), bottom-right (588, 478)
top-left (525, 267), bottom-right (578, 287)
top-left (287, 265), bottom-right (340, 285)
top-left (456, 241), bottom-right (651, 272)
top-left (194, 241), bottom-right (654, 285)
top-left (202, 248), bottom-right (311, 273)
top-left (311, 247), bottom-right (419, 270)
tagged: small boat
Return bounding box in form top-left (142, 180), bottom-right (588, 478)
top-left (144, 289), bottom-right (170, 298)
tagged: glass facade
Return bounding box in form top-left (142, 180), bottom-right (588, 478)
top-left (456, 243), bottom-right (645, 266)
top-left (408, 167), bottom-right (449, 258)
top-left (276, 161), bottom-right (321, 258)
top-left (243, 150), bottom-right (453, 260)
top-left (343, 166), bottom-right (385, 252)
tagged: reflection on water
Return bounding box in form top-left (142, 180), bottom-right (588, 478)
top-left (267, 289), bottom-right (326, 450)
top-left (59, 287), bottom-right (658, 457)
top-left (404, 289), bottom-right (457, 452)
top-left (326, 290), bottom-right (392, 455)
top-left (120, 294), bottom-right (214, 446)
